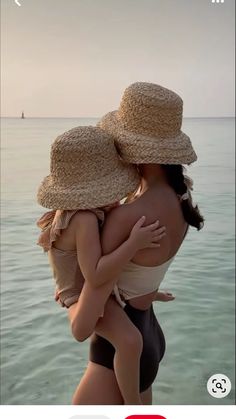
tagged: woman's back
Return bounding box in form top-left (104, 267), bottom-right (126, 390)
top-left (102, 183), bottom-right (187, 268)
top-left (102, 182), bottom-right (187, 309)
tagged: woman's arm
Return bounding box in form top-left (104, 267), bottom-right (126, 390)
top-left (75, 210), bottom-right (164, 288)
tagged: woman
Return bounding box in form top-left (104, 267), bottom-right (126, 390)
top-left (37, 125), bottom-right (166, 405)
top-left (71, 82), bottom-right (204, 405)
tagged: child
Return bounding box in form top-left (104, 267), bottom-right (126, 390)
top-left (37, 126), bottom-right (166, 405)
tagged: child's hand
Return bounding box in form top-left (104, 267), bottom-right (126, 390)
top-left (155, 291), bottom-right (175, 302)
top-left (129, 216), bottom-right (166, 250)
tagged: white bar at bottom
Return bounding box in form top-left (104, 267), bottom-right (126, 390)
top-left (0, 405), bottom-right (235, 419)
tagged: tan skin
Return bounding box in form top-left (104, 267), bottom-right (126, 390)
top-left (71, 164), bottom-right (188, 405)
top-left (52, 193), bottom-right (166, 404)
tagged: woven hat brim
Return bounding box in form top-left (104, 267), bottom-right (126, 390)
top-left (98, 111), bottom-right (197, 165)
top-left (37, 164), bottom-right (140, 210)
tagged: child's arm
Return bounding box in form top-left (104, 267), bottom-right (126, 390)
top-left (75, 210), bottom-right (165, 288)
top-left (69, 210), bottom-right (165, 342)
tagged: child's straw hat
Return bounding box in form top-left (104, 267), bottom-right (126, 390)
top-left (37, 126), bottom-right (140, 210)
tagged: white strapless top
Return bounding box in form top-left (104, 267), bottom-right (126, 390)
top-left (113, 256), bottom-right (175, 307)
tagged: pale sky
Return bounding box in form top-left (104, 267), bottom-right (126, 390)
top-left (1, 0), bottom-right (235, 117)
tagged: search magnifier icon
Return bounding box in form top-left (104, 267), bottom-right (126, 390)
top-left (207, 374), bottom-right (231, 398)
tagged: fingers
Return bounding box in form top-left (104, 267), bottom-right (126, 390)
top-left (155, 226), bottom-right (166, 234)
top-left (157, 291), bottom-right (176, 302)
top-left (143, 220), bottom-right (167, 233)
top-left (151, 227), bottom-right (166, 242)
top-left (135, 218), bottom-right (166, 233)
top-left (152, 227), bottom-right (166, 237)
top-left (133, 215), bottom-right (146, 229)
top-left (165, 292), bottom-right (175, 298)
top-left (162, 292), bottom-right (175, 301)
top-left (149, 243), bottom-right (161, 248)
top-left (165, 296), bottom-right (175, 301)
top-left (152, 232), bottom-right (166, 242)
top-left (144, 219), bottom-right (160, 231)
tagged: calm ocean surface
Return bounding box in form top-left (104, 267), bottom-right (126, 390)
top-left (0, 117), bottom-right (235, 405)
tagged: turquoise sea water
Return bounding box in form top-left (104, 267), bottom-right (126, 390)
top-left (0, 117), bottom-right (235, 405)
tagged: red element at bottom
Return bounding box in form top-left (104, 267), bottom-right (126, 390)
top-left (125, 416), bottom-right (166, 419)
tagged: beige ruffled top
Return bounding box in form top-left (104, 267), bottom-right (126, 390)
top-left (37, 209), bottom-right (105, 308)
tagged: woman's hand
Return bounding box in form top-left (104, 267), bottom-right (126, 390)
top-left (154, 291), bottom-right (175, 302)
top-left (129, 216), bottom-right (166, 250)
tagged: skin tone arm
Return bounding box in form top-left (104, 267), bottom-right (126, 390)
top-left (68, 280), bottom-right (174, 344)
top-left (75, 211), bottom-right (165, 288)
top-left (57, 289), bottom-right (175, 304)
top-left (69, 211), bottom-right (165, 341)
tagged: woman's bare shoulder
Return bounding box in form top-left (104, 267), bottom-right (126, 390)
top-left (104, 203), bottom-right (137, 230)
top-left (101, 202), bottom-right (141, 253)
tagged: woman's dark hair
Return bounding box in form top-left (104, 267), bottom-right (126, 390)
top-left (162, 164), bottom-right (204, 230)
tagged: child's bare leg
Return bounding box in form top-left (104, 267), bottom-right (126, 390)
top-left (95, 297), bottom-right (143, 405)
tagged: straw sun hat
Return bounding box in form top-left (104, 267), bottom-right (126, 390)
top-left (37, 126), bottom-right (140, 210)
top-left (98, 82), bottom-right (197, 165)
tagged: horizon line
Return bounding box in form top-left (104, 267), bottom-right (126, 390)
top-left (1, 115), bottom-right (235, 119)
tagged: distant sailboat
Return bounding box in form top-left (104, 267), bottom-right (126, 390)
top-left (21, 111), bottom-right (25, 119)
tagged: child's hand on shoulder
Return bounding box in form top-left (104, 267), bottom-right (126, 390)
top-left (129, 216), bottom-right (166, 250)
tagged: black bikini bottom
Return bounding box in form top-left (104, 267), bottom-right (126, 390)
top-left (89, 301), bottom-right (166, 393)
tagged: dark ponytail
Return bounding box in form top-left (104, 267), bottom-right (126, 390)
top-left (162, 164), bottom-right (204, 230)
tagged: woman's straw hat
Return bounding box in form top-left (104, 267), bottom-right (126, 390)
top-left (98, 82), bottom-right (197, 165)
top-left (37, 126), bottom-right (140, 210)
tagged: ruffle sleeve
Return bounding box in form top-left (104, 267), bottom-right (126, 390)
top-left (37, 208), bottom-right (105, 252)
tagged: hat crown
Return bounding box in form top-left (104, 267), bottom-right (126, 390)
top-left (37, 125), bottom-right (140, 210)
top-left (50, 126), bottom-right (119, 186)
top-left (118, 82), bottom-right (183, 138)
